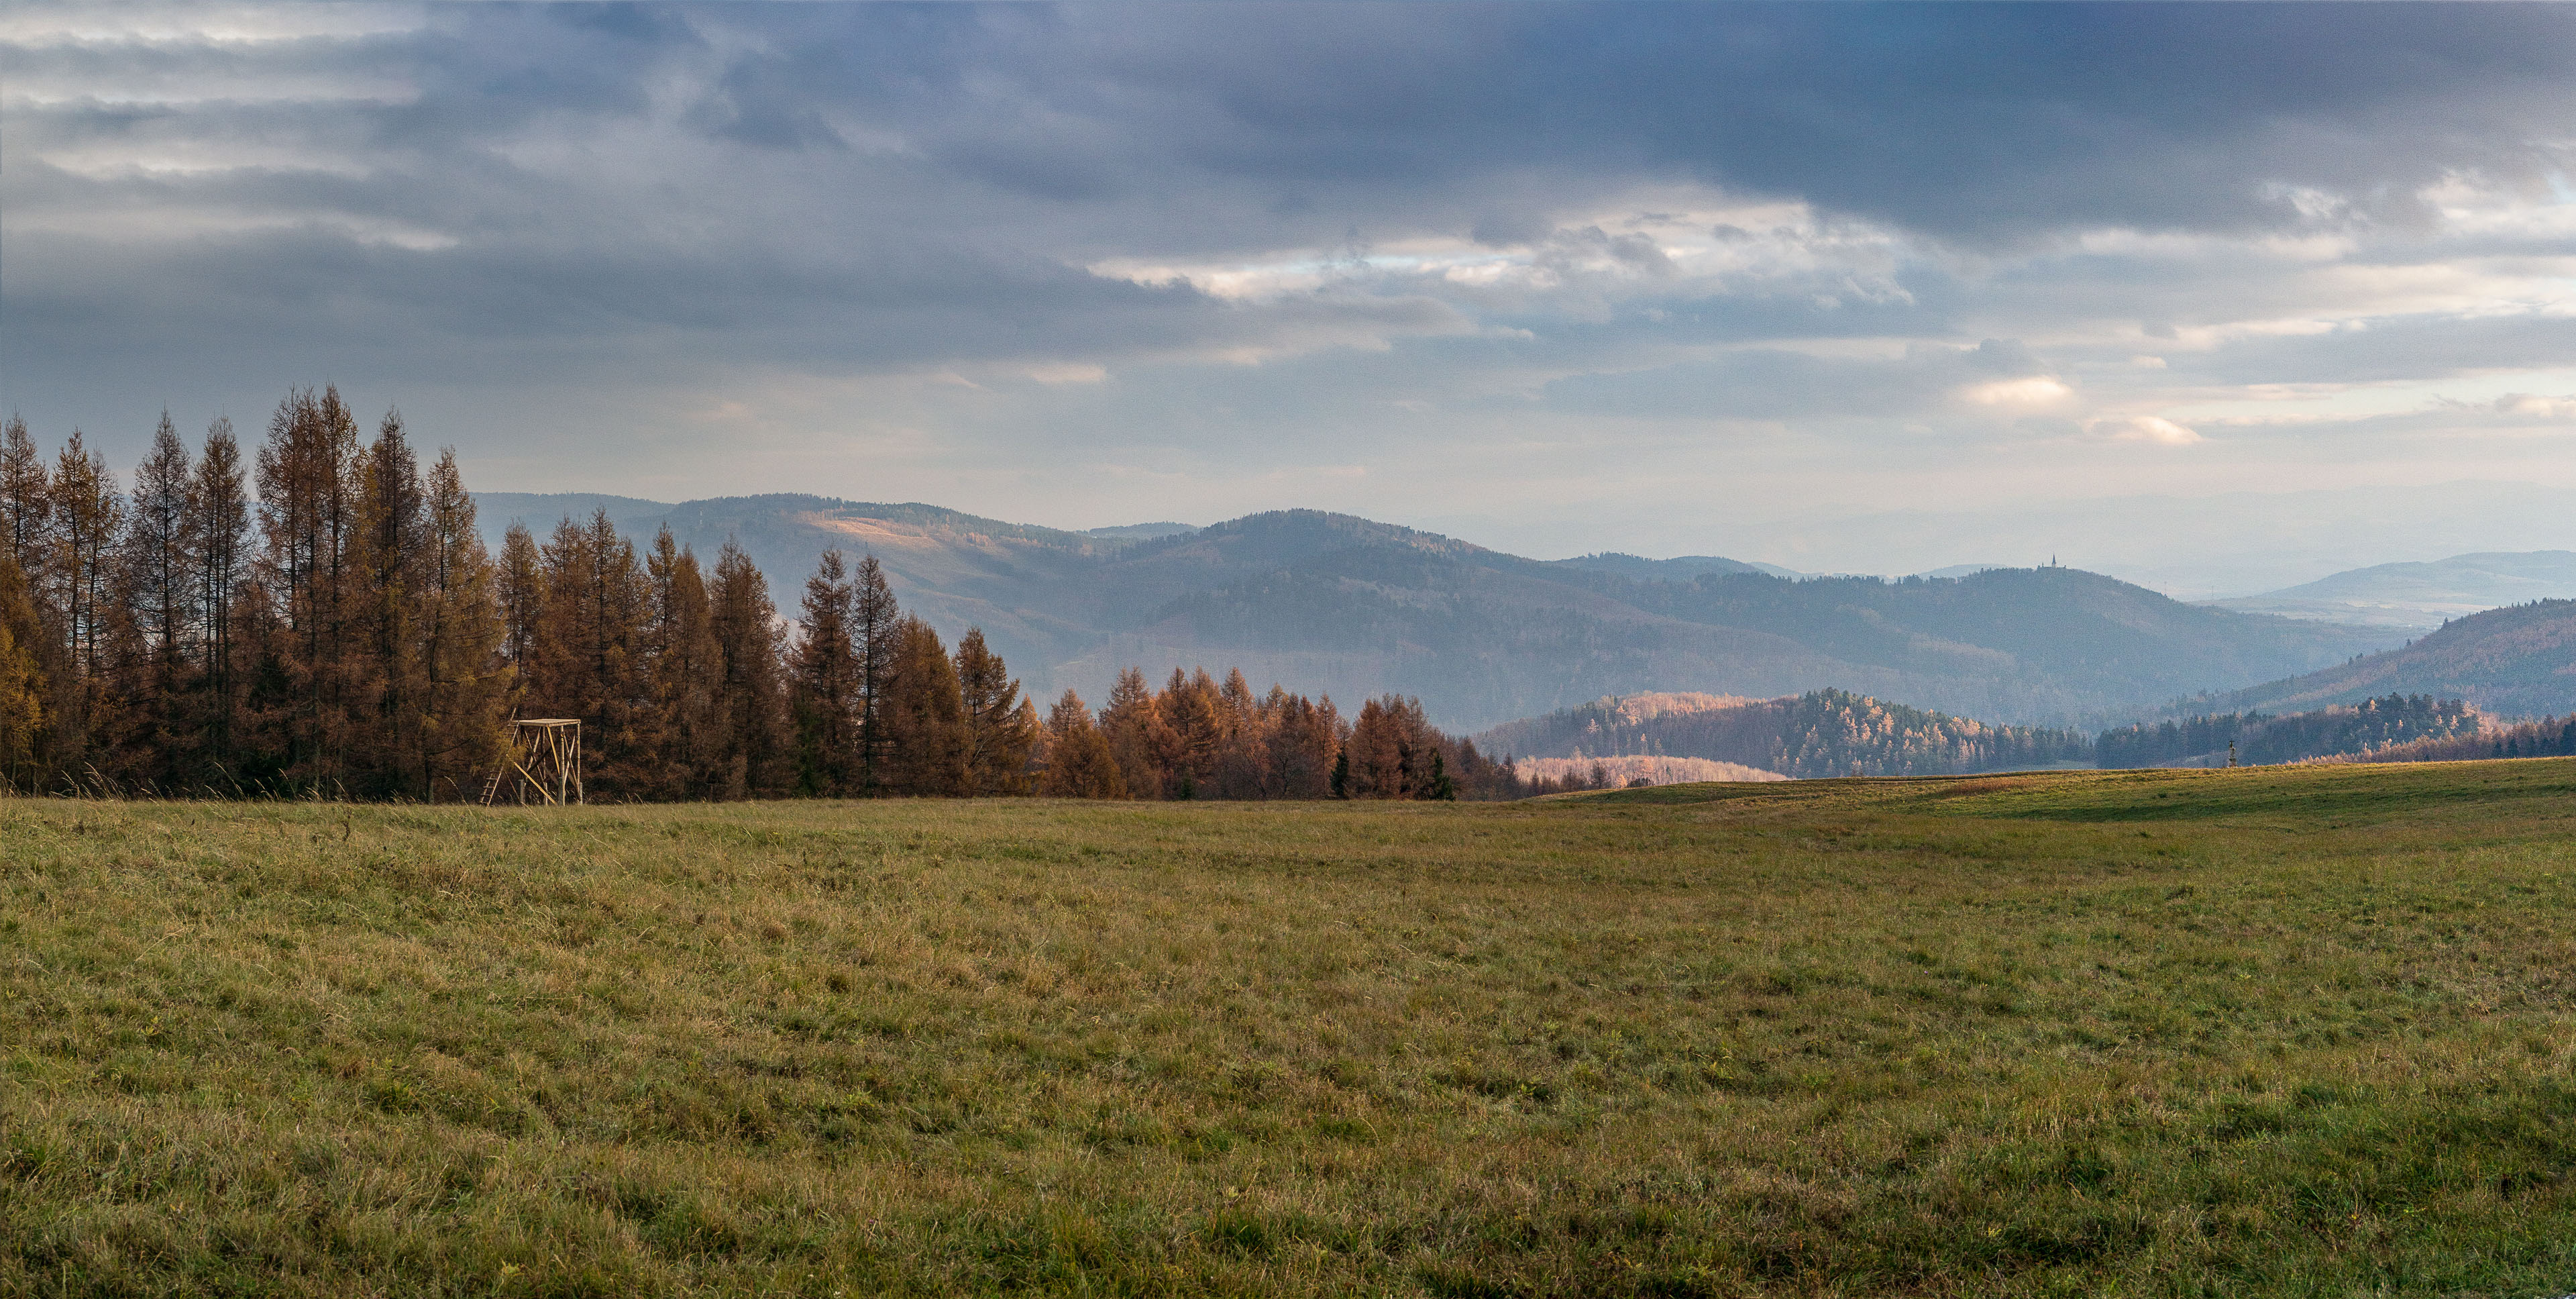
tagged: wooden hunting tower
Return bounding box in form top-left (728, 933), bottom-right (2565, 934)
top-left (480, 719), bottom-right (585, 806)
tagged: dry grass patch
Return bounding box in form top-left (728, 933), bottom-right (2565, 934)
top-left (5, 767), bottom-right (2576, 1295)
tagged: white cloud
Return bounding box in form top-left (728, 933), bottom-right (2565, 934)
top-left (1960, 377), bottom-right (2072, 406)
top-left (2089, 415), bottom-right (2206, 446)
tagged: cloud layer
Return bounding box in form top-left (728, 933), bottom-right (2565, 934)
top-left (4, 2), bottom-right (2573, 586)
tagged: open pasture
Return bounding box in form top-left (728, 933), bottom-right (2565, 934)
top-left (5, 762), bottom-right (2575, 1296)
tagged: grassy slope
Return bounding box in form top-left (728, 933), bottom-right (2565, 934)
top-left (5, 766), bottom-right (2575, 1297)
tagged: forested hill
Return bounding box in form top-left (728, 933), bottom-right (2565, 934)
top-left (2183, 599), bottom-right (2576, 719)
top-left (476, 495), bottom-right (2398, 731)
top-left (1473, 690), bottom-right (2094, 778)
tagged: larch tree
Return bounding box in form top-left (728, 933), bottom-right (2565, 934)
top-left (788, 549), bottom-right (861, 796)
top-left (850, 553), bottom-right (900, 793)
top-left (954, 627), bottom-right (1036, 794)
top-left (707, 539), bottom-right (786, 798)
top-left (0, 555), bottom-right (44, 788)
top-left (1039, 690), bottom-right (1125, 799)
top-left (496, 522), bottom-right (543, 701)
top-left (881, 616), bottom-right (969, 796)
top-left (48, 430), bottom-right (125, 774)
top-left (0, 415), bottom-right (48, 582)
top-left (533, 509), bottom-right (655, 797)
top-left (189, 418), bottom-right (252, 780)
top-left (254, 386), bottom-right (363, 790)
top-left (1157, 668), bottom-right (1222, 798)
top-left (119, 414), bottom-right (195, 785)
top-left (352, 411), bottom-right (427, 794)
top-left (1099, 666), bottom-right (1169, 798)
top-left (1267, 691), bottom-right (1343, 800)
top-left (646, 527), bottom-right (723, 798)
top-left (413, 449), bottom-right (508, 800)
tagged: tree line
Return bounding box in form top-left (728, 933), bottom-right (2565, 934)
top-left (0, 391), bottom-right (1562, 802)
top-left (2094, 695), bottom-right (2479, 768)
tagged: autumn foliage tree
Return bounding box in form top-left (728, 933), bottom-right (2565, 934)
top-left (0, 388), bottom-right (1552, 803)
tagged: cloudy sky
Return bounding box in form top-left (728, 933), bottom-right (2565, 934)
top-left (5, 2), bottom-right (2574, 591)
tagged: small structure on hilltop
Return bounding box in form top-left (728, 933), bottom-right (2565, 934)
top-left (480, 719), bottom-right (585, 806)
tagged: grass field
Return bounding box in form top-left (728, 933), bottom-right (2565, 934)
top-left (5, 762), bottom-right (2575, 1297)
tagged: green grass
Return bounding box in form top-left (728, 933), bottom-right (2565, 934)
top-left (5, 762), bottom-right (2575, 1296)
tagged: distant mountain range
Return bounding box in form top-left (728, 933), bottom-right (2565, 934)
top-left (2202, 551), bottom-right (2576, 630)
top-left (1550, 553), bottom-right (1805, 582)
top-left (474, 492), bottom-right (2400, 731)
top-left (2186, 598), bottom-right (2576, 720)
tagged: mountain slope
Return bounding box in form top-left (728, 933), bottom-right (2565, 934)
top-left (2196, 600), bottom-right (2576, 719)
top-left (2204, 551), bottom-right (2576, 629)
top-left (472, 495), bottom-right (2401, 731)
top-left (1550, 553), bottom-right (1801, 582)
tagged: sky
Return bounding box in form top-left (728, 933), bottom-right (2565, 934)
top-left (4, 2), bottom-right (2574, 596)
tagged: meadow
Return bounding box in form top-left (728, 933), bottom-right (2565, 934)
top-left (4, 762), bottom-right (2575, 1297)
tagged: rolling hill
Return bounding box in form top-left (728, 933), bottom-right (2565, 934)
top-left (2202, 551), bottom-right (2576, 629)
top-left (473, 494), bottom-right (2399, 730)
top-left (1474, 689), bottom-right (2094, 777)
top-left (2189, 599), bottom-right (2576, 719)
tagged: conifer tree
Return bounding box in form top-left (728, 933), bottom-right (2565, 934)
top-left (413, 450), bottom-right (508, 800)
top-left (646, 527), bottom-right (723, 798)
top-left (255, 386), bottom-right (362, 790)
top-left (708, 539), bottom-right (786, 798)
top-left (118, 414), bottom-right (195, 785)
top-left (0, 555), bottom-right (44, 788)
top-left (47, 430), bottom-right (125, 776)
top-left (533, 509), bottom-right (654, 796)
top-left (954, 627), bottom-right (1036, 794)
top-left (1212, 668), bottom-right (1269, 797)
top-left (1, 415), bottom-right (49, 582)
top-left (1158, 668), bottom-right (1222, 797)
top-left (1269, 691), bottom-right (1342, 798)
top-left (496, 523), bottom-right (543, 697)
top-left (1099, 666), bottom-right (1170, 798)
top-left (788, 549), bottom-right (861, 796)
top-left (189, 418), bottom-right (252, 782)
top-left (351, 411), bottom-right (425, 794)
top-left (1346, 695), bottom-right (1435, 798)
top-left (1039, 690), bottom-right (1125, 798)
top-left (882, 617), bottom-right (969, 796)
top-left (851, 553), bottom-right (900, 792)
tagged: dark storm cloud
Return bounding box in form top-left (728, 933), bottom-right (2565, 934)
top-left (2, 1), bottom-right (2571, 533)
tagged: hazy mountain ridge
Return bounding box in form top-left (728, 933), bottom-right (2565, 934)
top-left (1550, 553), bottom-right (1801, 582)
top-left (2186, 599), bottom-right (2576, 720)
top-left (472, 493), bottom-right (2404, 731)
top-left (2203, 551), bottom-right (2576, 630)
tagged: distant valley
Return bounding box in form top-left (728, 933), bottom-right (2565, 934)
top-left (2202, 551), bottom-right (2576, 630)
top-left (478, 492), bottom-right (2401, 731)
